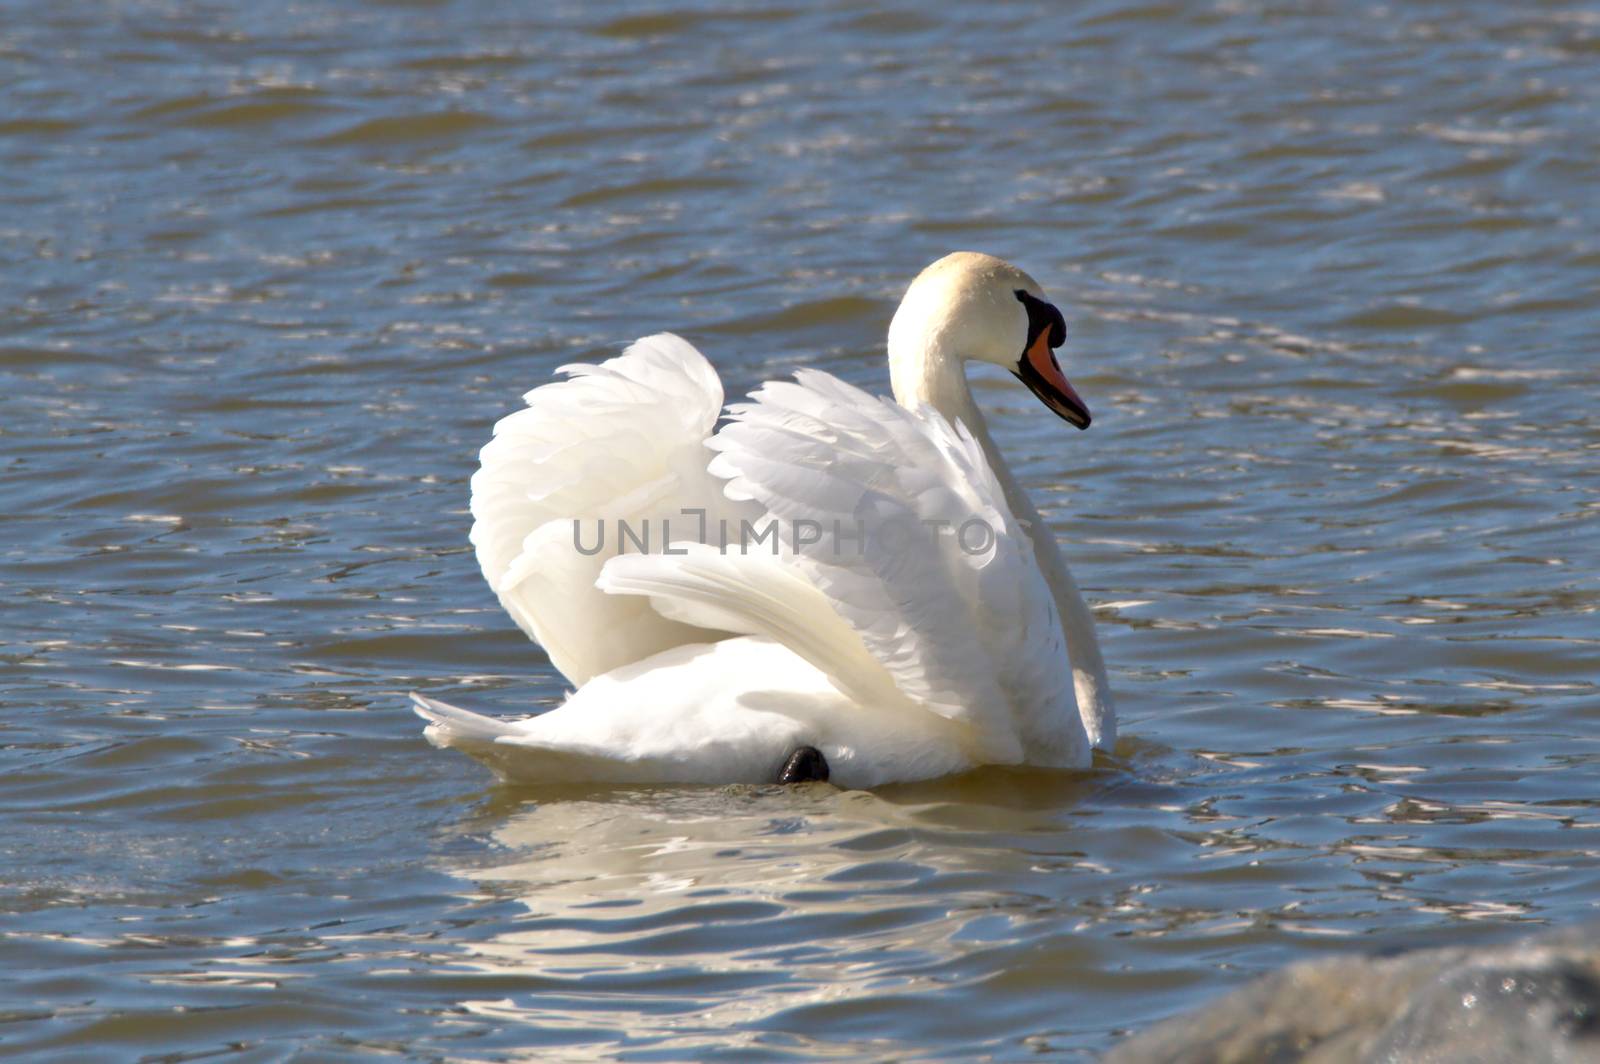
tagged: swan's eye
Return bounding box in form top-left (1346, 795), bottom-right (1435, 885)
top-left (1014, 290), bottom-right (1066, 349)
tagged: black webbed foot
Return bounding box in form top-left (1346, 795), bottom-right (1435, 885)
top-left (778, 745), bottom-right (829, 784)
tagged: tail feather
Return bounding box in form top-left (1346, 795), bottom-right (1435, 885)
top-left (411, 692), bottom-right (520, 749)
top-left (411, 692), bottom-right (629, 784)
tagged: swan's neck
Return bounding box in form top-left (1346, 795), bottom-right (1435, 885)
top-left (885, 333), bottom-right (1049, 583)
top-left (887, 333), bottom-right (1023, 511)
top-left (888, 329), bottom-right (1117, 749)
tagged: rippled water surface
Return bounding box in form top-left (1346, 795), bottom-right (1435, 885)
top-left (5, 1), bottom-right (1599, 1058)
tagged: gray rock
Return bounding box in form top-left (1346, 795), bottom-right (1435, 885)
top-left (1106, 923), bottom-right (1600, 1063)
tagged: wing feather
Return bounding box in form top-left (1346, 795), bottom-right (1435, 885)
top-left (704, 369), bottom-right (1089, 767)
top-left (469, 333), bottom-right (753, 686)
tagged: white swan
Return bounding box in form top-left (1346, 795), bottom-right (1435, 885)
top-left (414, 252), bottom-right (1116, 788)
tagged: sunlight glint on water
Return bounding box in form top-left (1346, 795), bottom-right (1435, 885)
top-left (2, 0), bottom-right (1597, 1058)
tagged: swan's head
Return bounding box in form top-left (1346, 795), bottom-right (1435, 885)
top-left (889, 251), bottom-right (1092, 429)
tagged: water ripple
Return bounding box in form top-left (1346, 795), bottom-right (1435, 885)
top-left (2, 0), bottom-right (1597, 1057)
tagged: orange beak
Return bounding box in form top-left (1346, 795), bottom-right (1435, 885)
top-left (1017, 326), bottom-right (1092, 429)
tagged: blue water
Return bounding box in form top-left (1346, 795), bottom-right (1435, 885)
top-left (3, 1), bottom-right (1597, 1058)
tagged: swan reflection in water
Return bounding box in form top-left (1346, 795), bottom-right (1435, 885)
top-left (435, 768), bottom-right (1123, 1049)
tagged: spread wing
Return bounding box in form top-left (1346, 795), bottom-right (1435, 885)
top-left (684, 369), bottom-right (1090, 767)
top-left (468, 333), bottom-right (753, 687)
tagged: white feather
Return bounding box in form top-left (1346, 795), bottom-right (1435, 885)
top-left (706, 371), bottom-right (1086, 767)
top-left (468, 333), bottom-right (754, 685)
top-left (425, 253), bottom-right (1115, 786)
